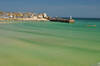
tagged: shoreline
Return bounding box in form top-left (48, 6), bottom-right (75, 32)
top-left (0, 18), bottom-right (49, 21)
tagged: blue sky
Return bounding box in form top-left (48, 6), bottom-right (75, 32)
top-left (0, 0), bottom-right (100, 18)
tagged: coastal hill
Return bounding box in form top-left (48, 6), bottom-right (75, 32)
top-left (0, 11), bottom-right (49, 21)
top-left (0, 11), bottom-right (75, 23)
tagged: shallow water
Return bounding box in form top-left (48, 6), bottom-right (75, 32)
top-left (0, 20), bottom-right (100, 66)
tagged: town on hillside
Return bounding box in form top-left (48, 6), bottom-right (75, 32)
top-left (0, 11), bottom-right (75, 23)
top-left (0, 11), bottom-right (49, 21)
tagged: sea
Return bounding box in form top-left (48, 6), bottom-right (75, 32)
top-left (0, 18), bottom-right (100, 66)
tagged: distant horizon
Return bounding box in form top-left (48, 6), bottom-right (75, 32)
top-left (0, 10), bottom-right (100, 19)
top-left (0, 0), bottom-right (100, 18)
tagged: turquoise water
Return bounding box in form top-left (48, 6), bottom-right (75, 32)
top-left (0, 19), bottom-right (100, 66)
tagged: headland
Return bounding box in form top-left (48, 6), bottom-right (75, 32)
top-left (0, 11), bottom-right (75, 23)
top-left (0, 11), bottom-right (49, 21)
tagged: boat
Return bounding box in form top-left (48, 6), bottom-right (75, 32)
top-left (88, 25), bottom-right (96, 27)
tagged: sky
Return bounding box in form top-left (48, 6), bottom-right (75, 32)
top-left (0, 0), bottom-right (100, 18)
